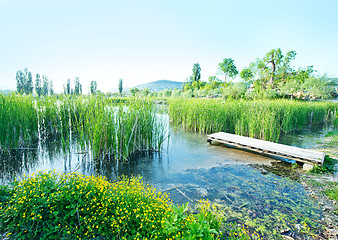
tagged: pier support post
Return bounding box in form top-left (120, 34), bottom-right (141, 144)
top-left (303, 163), bottom-right (314, 171)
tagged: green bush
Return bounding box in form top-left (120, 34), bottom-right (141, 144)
top-left (0, 171), bottom-right (222, 240)
top-left (310, 156), bottom-right (337, 174)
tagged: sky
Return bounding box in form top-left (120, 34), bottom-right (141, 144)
top-left (0, 0), bottom-right (337, 93)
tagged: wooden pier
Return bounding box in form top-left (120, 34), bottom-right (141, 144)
top-left (207, 132), bottom-right (325, 166)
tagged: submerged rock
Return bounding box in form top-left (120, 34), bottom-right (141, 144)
top-left (196, 188), bottom-right (208, 197)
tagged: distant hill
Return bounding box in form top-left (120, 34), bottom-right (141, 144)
top-left (0, 89), bottom-right (13, 95)
top-left (328, 78), bottom-right (338, 86)
top-left (136, 80), bottom-right (184, 92)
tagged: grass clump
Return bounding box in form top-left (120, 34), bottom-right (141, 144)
top-left (310, 156), bottom-right (337, 174)
top-left (0, 171), bottom-right (223, 240)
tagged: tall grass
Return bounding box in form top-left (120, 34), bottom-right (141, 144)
top-left (0, 94), bottom-right (38, 152)
top-left (0, 94), bottom-right (166, 162)
top-left (169, 98), bottom-right (337, 142)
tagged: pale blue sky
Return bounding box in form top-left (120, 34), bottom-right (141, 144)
top-left (0, 0), bottom-right (337, 93)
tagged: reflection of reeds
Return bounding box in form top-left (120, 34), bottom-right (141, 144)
top-left (169, 99), bottom-right (337, 142)
top-left (0, 94), bottom-right (166, 162)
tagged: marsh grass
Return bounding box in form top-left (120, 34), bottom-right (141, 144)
top-left (0, 94), bottom-right (166, 162)
top-left (0, 94), bottom-right (38, 152)
top-left (169, 98), bottom-right (337, 142)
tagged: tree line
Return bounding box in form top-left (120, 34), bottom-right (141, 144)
top-left (16, 68), bottom-right (54, 96)
top-left (180, 48), bottom-right (336, 99)
top-left (15, 68), bottom-right (125, 96)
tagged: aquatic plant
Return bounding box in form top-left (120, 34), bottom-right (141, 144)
top-left (0, 94), bottom-right (167, 162)
top-left (0, 94), bottom-right (38, 152)
top-left (169, 98), bottom-right (337, 142)
top-left (0, 171), bottom-right (222, 239)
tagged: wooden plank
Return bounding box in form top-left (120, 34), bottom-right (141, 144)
top-left (207, 132), bottom-right (325, 165)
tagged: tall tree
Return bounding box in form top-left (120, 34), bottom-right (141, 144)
top-left (118, 79), bottom-right (123, 96)
top-left (24, 70), bottom-right (34, 94)
top-left (218, 58), bottom-right (238, 83)
top-left (16, 70), bottom-right (24, 93)
top-left (16, 68), bottom-right (33, 94)
top-left (90, 80), bottom-right (97, 94)
top-left (42, 75), bottom-right (49, 96)
top-left (49, 80), bottom-right (54, 95)
top-left (35, 73), bottom-right (42, 96)
top-left (66, 79), bottom-right (71, 95)
top-left (74, 77), bottom-right (82, 95)
top-left (191, 63), bottom-right (201, 82)
top-left (263, 48), bottom-right (283, 86)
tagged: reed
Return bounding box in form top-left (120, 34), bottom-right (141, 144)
top-left (0, 94), bottom-right (38, 152)
top-left (0, 94), bottom-right (166, 162)
top-left (169, 98), bottom-right (337, 142)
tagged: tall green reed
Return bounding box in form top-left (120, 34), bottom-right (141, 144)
top-left (0, 94), bottom-right (166, 162)
top-left (0, 94), bottom-right (38, 152)
top-left (169, 98), bottom-right (337, 142)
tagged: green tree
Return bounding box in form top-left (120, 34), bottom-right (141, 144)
top-left (25, 70), bottom-right (33, 94)
top-left (42, 75), bottom-right (49, 96)
top-left (35, 73), bottom-right (42, 96)
top-left (16, 68), bottom-right (33, 94)
top-left (16, 70), bottom-right (24, 93)
top-left (49, 80), bottom-right (54, 95)
top-left (129, 87), bottom-right (139, 96)
top-left (90, 81), bottom-right (97, 94)
top-left (74, 77), bottom-right (82, 95)
top-left (218, 58), bottom-right (238, 84)
top-left (263, 48), bottom-right (283, 86)
top-left (240, 68), bottom-right (254, 83)
top-left (303, 75), bottom-right (333, 99)
top-left (191, 63), bottom-right (201, 82)
top-left (66, 79), bottom-right (71, 95)
top-left (118, 79), bottom-right (123, 96)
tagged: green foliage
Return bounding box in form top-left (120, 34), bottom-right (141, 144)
top-left (162, 200), bottom-right (223, 240)
top-left (303, 76), bottom-right (334, 99)
top-left (169, 98), bottom-right (337, 142)
top-left (0, 171), bottom-right (222, 240)
top-left (90, 80), bottom-right (97, 94)
top-left (223, 82), bottom-right (247, 99)
top-left (16, 68), bottom-right (34, 95)
top-left (35, 74), bottom-right (42, 97)
top-left (118, 78), bottom-right (123, 96)
top-left (240, 68), bottom-right (254, 83)
top-left (292, 162), bottom-right (300, 169)
top-left (310, 156), bottom-right (337, 174)
top-left (218, 58), bottom-right (238, 82)
top-left (129, 87), bottom-right (139, 96)
top-left (74, 77), bottom-right (82, 95)
top-left (191, 63), bottom-right (201, 82)
top-left (323, 182), bottom-right (338, 202)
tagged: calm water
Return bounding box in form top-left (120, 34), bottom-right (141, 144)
top-left (0, 121), bottom-right (333, 238)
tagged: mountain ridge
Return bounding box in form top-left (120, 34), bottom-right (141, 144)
top-left (135, 80), bottom-right (183, 92)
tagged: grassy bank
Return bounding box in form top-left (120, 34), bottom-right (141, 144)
top-left (169, 98), bottom-right (337, 142)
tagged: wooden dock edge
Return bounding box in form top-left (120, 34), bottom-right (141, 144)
top-left (207, 134), bottom-right (325, 166)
